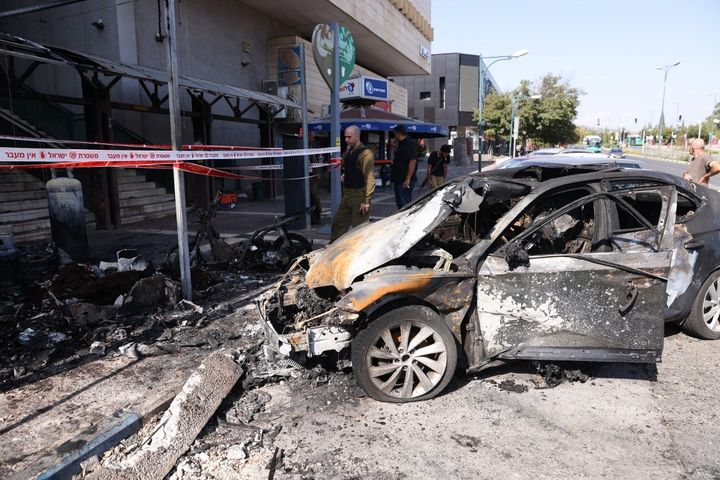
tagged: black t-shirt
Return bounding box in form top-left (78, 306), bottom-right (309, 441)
top-left (391, 137), bottom-right (418, 183)
top-left (428, 151), bottom-right (449, 176)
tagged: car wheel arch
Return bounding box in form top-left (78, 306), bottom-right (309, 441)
top-left (357, 294), bottom-right (442, 329)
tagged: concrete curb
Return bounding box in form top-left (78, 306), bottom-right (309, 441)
top-left (32, 411), bottom-right (141, 480)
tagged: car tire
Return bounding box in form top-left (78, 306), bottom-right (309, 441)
top-left (682, 269), bottom-right (720, 340)
top-left (273, 233), bottom-right (311, 257)
top-left (352, 305), bottom-right (457, 403)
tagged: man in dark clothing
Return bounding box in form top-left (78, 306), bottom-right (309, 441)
top-left (390, 124), bottom-right (417, 209)
top-left (425, 144), bottom-right (451, 188)
top-left (683, 138), bottom-right (720, 185)
top-left (330, 125), bottom-right (375, 241)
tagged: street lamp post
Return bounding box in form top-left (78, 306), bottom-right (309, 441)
top-left (477, 49), bottom-right (529, 171)
top-left (656, 61), bottom-right (681, 141)
top-left (705, 92), bottom-right (718, 144)
top-left (508, 94), bottom-right (540, 157)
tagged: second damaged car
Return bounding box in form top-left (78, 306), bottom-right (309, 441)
top-left (259, 165), bottom-right (720, 402)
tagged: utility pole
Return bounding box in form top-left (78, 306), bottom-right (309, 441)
top-left (329, 22), bottom-right (341, 216)
top-left (656, 62), bottom-right (681, 142)
top-left (300, 42), bottom-right (311, 229)
top-left (165, 0), bottom-right (192, 300)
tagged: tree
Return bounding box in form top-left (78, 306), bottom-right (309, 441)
top-left (478, 91), bottom-right (511, 138)
top-left (474, 73), bottom-right (583, 147)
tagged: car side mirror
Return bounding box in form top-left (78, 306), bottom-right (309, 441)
top-left (504, 242), bottom-right (530, 271)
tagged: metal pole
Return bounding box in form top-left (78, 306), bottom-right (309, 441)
top-left (659, 68), bottom-right (668, 137)
top-left (300, 42), bottom-right (311, 229)
top-left (166, 0), bottom-right (192, 300)
top-left (508, 96), bottom-right (517, 157)
top-left (477, 58), bottom-right (484, 172)
top-left (329, 22), bottom-right (341, 217)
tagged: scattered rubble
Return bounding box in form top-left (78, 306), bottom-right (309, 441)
top-left (0, 241), bottom-right (270, 392)
top-left (86, 351), bottom-right (244, 480)
top-left (535, 363), bottom-right (591, 388)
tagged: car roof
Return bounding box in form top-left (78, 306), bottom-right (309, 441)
top-left (559, 148), bottom-right (594, 154)
top-left (477, 166), bottom-right (711, 198)
top-left (528, 147), bottom-right (563, 156)
top-left (497, 154), bottom-right (643, 170)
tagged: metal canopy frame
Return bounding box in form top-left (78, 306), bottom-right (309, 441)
top-left (0, 33), bottom-right (298, 124)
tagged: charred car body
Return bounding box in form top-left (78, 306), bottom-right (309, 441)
top-left (259, 165), bottom-right (720, 402)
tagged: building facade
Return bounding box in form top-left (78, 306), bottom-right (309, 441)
top-left (0, 0), bottom-right (433, 239)
top-left (391, 52), bottom-right (500, 153)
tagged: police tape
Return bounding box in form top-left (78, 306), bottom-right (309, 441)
top-left (0, 146), bottom-right (340, 163)
top-left (0, 134), bottom-right (283, 151)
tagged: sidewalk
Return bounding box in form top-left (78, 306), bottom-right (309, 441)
top-left (86, 158), bottom-right (491, 266)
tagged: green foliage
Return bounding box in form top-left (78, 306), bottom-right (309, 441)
top-left (475, 92), bottom-right (511, 137)
top-left (475, 73), bottom-right (582, 146)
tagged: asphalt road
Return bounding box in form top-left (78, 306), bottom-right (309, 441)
top-left (253, 153), bottom-right (720, 479)
top-left (256, 326), bottom-right (720, 480)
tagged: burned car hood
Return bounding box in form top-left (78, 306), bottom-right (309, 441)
top-left (306, 182), bottom-right (484, 290)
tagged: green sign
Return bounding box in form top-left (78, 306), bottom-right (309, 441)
top-left (312, 24), bottom-right (356, 90)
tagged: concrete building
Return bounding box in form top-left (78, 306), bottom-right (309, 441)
top-left (0, 0), bottom-right (433, 242)
top-left (391, 52), bottom-right (501, 153)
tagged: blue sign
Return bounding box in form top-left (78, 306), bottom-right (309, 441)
top-left (308, 120), bottom-right (448, 137)
top-left (363, 77), bottom-right (387, 100)
top-left (340, 75), bottom-right (388, 101)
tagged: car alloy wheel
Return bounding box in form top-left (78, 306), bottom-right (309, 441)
top-left (701, 276), bottom-right (720, 332)
top-left (352, 305), bottom-right (457, 402)
top-left (683, 269), bottom-right (720, 340)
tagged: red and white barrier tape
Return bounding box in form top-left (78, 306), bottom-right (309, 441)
top-left (0, 135), bottom-right (283, 151)
top-left (0, 146), bottom-right (339, 163)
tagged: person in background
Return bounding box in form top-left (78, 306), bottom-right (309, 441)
top-left (425, 144), bottom-right (451, 188)
top-left (330, 125), bottom-right (375, 241)
top-left (390, 124), bottom-right (418, 209)
top-left (683, 138), bottom-right (720, 185)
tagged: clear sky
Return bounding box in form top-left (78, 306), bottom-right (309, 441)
top-left (431, 0), bottom-right (720, 131)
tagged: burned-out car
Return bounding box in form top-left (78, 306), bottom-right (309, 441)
top-left (259, 165), bottom-right (720, 402)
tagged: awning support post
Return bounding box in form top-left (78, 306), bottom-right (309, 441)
top-left (165, 0), bottom-right (192, 300)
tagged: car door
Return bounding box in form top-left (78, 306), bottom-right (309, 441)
top-left (476, 185), bottom-right (676, 363)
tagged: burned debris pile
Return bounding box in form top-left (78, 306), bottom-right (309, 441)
top-left (0, 242), bottom-right (277, 391)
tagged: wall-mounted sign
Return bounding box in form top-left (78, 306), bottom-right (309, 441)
top-left (419, 44), bottom-right (430, 59)
top-left (278, 46), bottom-right (302, 86)
top-left (312, 24), bottom-right (355, 90)
top-left (340, 75), bottom-right (388, 101)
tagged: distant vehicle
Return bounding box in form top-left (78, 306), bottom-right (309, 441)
top-left (497, 154), bottom-right (643, 170)
top-left (609, 148), bottom-right (625, 159)
top-left (528, 147), bottom-right (564, 156)
top-left (627, 135), bottom-right (643, 147)
top-left (559, 148), bottom-right (596, 154)
top-left (583, 135), bottom-right (602, 153)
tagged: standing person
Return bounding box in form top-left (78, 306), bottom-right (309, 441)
top-left (425, 144), bottom-right (451, 188)
top-left (330, 125), bottom-right (375, 241)
top-left (683, 138), bottom-right (720, 185)
top-left (390, 124), bottom-right (418, 209)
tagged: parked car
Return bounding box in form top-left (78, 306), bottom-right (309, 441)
top-left (610, 147), bottom-right (625, 158)
top-left (496, 154), bottom-right (643, 170)
top-left (259, 166), bottom-right (720, 402)
top-left (528, 147), bottom-right (564, 156)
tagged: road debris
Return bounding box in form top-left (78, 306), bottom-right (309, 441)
top-left (86, 351), bottom-right (244, 480)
